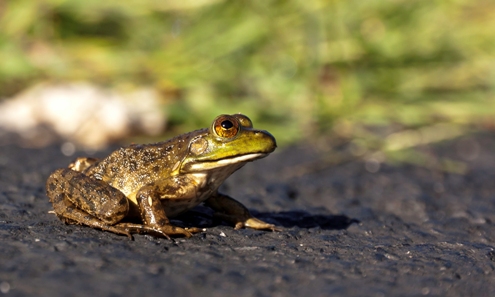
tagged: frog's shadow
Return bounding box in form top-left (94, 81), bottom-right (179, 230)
top-left (175, 206), bottom-right (359, 231)
top-left (254, 210), bottom-right (359, 230)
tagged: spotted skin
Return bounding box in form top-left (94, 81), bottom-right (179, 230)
top-left (46, 114), bottom-right (279, 238)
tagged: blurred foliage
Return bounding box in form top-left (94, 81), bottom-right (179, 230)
top-left (1, 0), bottom-right (494, 144)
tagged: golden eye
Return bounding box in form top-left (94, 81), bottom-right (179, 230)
top-left (213, 115), bottom-right (240, 138)
top-left (233, 114), bottom-right (253, 128)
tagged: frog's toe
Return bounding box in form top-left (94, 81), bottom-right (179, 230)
top-left (254, 223), bottom-right (282, 232)
top-left (157, 225), bottom-right (193, 238)
top-left (116, 229), bottom-right (134, 240)
top-left (98, 224), bottom-right (134, 239)
top-left (234, 222), bottom-right (245, 230)
top-left (244, 217), bottom-right (281, 232)
top-left (185, 227), bottom-right (205, 234)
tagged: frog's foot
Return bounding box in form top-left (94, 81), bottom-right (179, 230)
top-left (51, 202), bottom-right (132, 239)
top-left (214, 213), bottom-right (281, 232)
top-left (206, 193), bottom-right (281, 232)
top-left (185, 227), bottom-right (204, 234)
top-left (115, 222), bottom-right (194, 239)
top-left (68, 157), bottom-right (99, 172)
top-left (239, 217), bottom-right (282, 232)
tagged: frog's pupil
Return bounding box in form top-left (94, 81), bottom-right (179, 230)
top-left (221, 120), bottom-right (234, 129)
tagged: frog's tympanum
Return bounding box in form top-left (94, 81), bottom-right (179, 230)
top-left (46, 114), bottom-right (278, 238)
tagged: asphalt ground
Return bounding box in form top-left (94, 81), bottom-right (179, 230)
top-left (1, 130), bottom-right (495, 297)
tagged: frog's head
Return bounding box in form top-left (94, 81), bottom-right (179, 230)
top-left (180, 114), bottom-right (276, 173)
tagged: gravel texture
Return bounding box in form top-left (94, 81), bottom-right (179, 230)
top-left (1, 131), bottom-right (495, 297)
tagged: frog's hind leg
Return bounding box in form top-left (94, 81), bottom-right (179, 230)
top-left (46, 168), bottom-right (132, 238)
top-left (205, 192), bottom-right (281, 231)
top-left (51, 194), bottom-right (133, 238)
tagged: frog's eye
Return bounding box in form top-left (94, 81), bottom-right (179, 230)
top-left (212, 115), bottom-right (240, 138)
top-left (233, 114), bottom-right (253, 128)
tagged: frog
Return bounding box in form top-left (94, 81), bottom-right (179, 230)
top-left (46, 114), bottom-right (279, 239)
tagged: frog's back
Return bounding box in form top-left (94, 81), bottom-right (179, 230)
top-left (86, 129), bottom-right (206, 194)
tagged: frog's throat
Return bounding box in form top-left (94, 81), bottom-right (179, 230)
top-left (182, 152), bottom-right (267, 172)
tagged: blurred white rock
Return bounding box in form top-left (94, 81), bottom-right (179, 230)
top-left (0, 82), bottom-right (167, 150)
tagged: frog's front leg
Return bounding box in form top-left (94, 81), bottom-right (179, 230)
top-left (46, 168), bottom-right (133, 237)
top-left (205, 193), bottom-right (280, 231)
top-left (130, 183), bottom-right (198, 238)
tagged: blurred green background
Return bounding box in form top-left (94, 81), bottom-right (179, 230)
top-left (1, 0), bottom-right (494, 145)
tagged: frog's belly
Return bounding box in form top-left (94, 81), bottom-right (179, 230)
top-left (160, 174), bottom-right (217, 217)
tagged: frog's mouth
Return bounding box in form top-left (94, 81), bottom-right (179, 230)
top-left (182, 152), bottom-right (268, 172)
